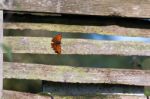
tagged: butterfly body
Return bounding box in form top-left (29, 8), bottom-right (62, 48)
top-left (51, 34), bottom-right (62, 54)
top-left (52, 41), bottom-right (61, 44)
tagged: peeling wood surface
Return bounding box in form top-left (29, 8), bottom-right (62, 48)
top-left (1, 0), bottom-right (150, 18)
top-left (0, 10), bottom-right (3, 98)
top-left (4, 62), bottom-right (150, 86)
top-left (4, 22), bottom-right (150, 37)
top-left (4, 37), bottom-right (150, 56)
top-left (3, 90), bottom-right (149, 99)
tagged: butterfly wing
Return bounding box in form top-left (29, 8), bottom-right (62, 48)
top-left (51, 43), bottom-right (61, 54)
top-left (52, 34), bottom-right (62, 44)
top-left (51, 34), bottom-right (62, 54)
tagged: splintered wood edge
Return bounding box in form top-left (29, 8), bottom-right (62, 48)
top-left (0, 0), bottom-right (150, 18)
top-left (3, 62), bottom-right (150, 86)
top-left (4, 37), bottom-right (150, 56)
top-left (4, 22), bottom-right (150, 37)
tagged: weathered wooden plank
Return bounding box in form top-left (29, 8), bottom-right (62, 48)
top-left (4, 62), bottom-right (150, 86)
top-left (0, 10), bottom-right (3, 98)
top-left (3, 90), bottom-right (50, 99)
top-left (2, 90), bottom-right (148, 99)
top-left (1, 0), bottom-right (150, 18)
top-left (4, 37), bottom-right (150, 56)
top-left (4, 22), bottom-right (150, 37)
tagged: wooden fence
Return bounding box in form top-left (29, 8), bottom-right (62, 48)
top-left (0, 0), bottom-right (150, 99)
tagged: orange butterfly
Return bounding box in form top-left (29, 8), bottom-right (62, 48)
top-left (51, 34), bottom-right (62, 54)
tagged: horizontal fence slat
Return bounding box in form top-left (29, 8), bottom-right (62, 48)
top-left (4, 37), bottom-right (150, 56)
top-left (1, 0), bottom-right (150, 18)
top-left (3, 90), bottom-right (50, 99)
top-left (3, 90), bottom-right (148, 99)
top-left (4, 22), bottom-right (150, 37)
top-left (4, 62), bottom-right (150, 86)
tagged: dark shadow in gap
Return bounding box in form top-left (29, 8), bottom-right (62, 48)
top-left (4, 79), bottom-right (144, 96)
top-left (42, 81), bottom-right (144, 96)
top-left (4, 53), bottom-right (149, 69)
top-left (4, 79), bottom-right (42, 93)
top-left (4, 29), bottom-right (150, 43)
top-left (4, 29), bottom-right (118, 41)
top-left (4, 12), bottom-right (150, 29)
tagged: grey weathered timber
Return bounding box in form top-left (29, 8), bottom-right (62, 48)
top-left (4, 22), bottom-right (150, 37)
top-left (0, 0), bottom-right (150, 18)
top-left (4, 37), bottom-right (150, 56)
top-left (4, 62), bottom-right (150, 86)
top-left (0, 10), bottom-right (3, 99)
top-left (2, 90), bottom-right (148, 99)
top-left (2, 90), bottom-right (50, 99)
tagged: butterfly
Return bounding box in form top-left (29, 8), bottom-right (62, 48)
top-left (51, 34), bottom-right (62, 54)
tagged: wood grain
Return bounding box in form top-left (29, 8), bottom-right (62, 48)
top-left (1, 0), bottom-right (150, 18)
top-left (4, 37), bottom-right (150, 56)
top-left (4, 62), bottom-right (150, 86)
top-left (4, 21), bottom-right (150, 37)
top-left (3, 90), bottom-right (149, 99)
top-left (2, 90), bottom-right (149, 99)
top-left (3, 90), bottom-right (50, 99)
